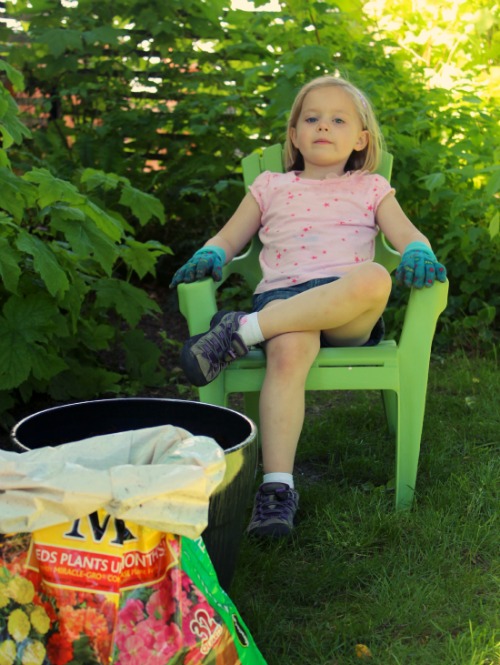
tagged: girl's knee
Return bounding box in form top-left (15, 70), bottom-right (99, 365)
top-left (369, 263), bottom-right (392, 299)
top-left (350, 263), bottom-right (392, 303)
top-left (265, 332), bottom-right (320, 376)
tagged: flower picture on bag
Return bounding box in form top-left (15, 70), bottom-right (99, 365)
top-left (0, 533), bottom-right (50, 665)
top-left (1, 530), bottom-right (266, 665)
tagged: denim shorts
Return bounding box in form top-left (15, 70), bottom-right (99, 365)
top-left (252, 277), bottom-right (384, 347)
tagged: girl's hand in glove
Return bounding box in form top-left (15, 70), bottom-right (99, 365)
top-left (170, 246), bottom-right (226, 287)
top-left (395, 241), bottom-right (447, 288)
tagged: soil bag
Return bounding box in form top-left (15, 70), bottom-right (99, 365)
top-left (0, 424), bottom-right (267, 665)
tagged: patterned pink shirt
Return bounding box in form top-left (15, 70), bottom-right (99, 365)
top-left (249, 170), bottom-right (394, 294)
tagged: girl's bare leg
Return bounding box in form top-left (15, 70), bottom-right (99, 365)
top-left (247, 330), bottom-right (316, 538)
top-left (257, 262), bottom-right (392, 347)
top-left (259, 330), bottom-right (320, 474)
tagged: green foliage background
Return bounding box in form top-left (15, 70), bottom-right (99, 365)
top-left (0, 0), bottom-right (498, 419)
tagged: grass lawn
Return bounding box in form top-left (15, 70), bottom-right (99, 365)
top-left (230, 353), bottom-right (499, 665)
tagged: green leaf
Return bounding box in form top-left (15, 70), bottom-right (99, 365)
top-left (123, 329), bottom-right (163, 386)
top-left (0, 390), bottom-right (16, 417)
top-left (422, 172), bottom-right (446, 192)
top-left (472, 8), bottom-right (496, 33)
top-left (119, 240), bottom-right (158, 279)
top-left (31, 349), bottom-right (68, 381)
top-left (24, 168), bottom-right (86, 207)
top-left (80, 201), bottom-right (124, 242)
top-left (49, 363), bottom-right (122, 401)
top-left (38, 28), bottom-right (83, 57)
top-left (80, 168), bottom-right (129, 192)
top-left (0, 96), bottom-right (11, 118)
top-left (477, 304), bottom-right (496, 323)
top-left (16, 231), bottom-right (70, 297)
top-left (1, 293), bottom-right (62, 342)
top-left (0, 96), bottom-right (32, 147)
top-left (0, 294), bottom-right (63, 389)
top-left (83, 26), bottom-right (122, 46)
top-left (56, 271), bottom-right (87, 332)
top-left (0, 61), bottom-right (25, 91)
top-left (0, 167), bottom-right (37, 220)
top-left (0, 211), bottom-right (14, 226)
top-left (0, 325), bottom-right (35, 389)
top-left (488, 212), bottom-right (499, 240)
top-left (0, 238), bottom-right (21, 293)
top-left (0, 149), bottom-right (10, 168)
top-left (94, 278), bottom-right (160, 326)
top-left (119, 240), bottom-right (171, 279)
top-left (485, 169), bottom-right (500, 198)
top-left (49, 204), bottom-right (86, 223)
top-left (119, 186), bottom-right (166, 226)
top-left (79, 322), bottom-right (116, 351)
top-left (51, 214), bottom-right (119, 275)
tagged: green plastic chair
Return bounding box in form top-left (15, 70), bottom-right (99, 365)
top-left (177, 144), bottom-right (449, 510)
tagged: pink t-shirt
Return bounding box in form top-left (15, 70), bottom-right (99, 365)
top-left (249, 170), bottom-right (394, 294)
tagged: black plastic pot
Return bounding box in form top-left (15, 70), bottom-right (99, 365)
top-left (11, 398), bottom-right (258, 591)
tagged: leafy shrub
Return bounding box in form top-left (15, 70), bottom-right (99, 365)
top-left (0, 64), bottom-right (170, 423)
top-left (1, 0), bottom-right (498, 353)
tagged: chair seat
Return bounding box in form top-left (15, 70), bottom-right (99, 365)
top-left (226, 340), bottom-right (399, 392)
top-left (232, 339), bottom-right (397, 368)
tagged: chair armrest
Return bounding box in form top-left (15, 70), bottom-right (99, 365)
top-left (177, 279), bottom-right (219, 335)
top-left (177, 239), bottom-right (263, 336)
top-left (398, 280), bottom-right (449, 357)
top-left (224, 239), bottom-right (263, 292)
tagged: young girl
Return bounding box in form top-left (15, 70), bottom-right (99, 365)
top-left (170, 76), bottom-right (447, 538)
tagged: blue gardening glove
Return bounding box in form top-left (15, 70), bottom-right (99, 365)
top-left (395, 241), bottom-right (447, 289)
top-left (169, 245), bottom-right (226, 288)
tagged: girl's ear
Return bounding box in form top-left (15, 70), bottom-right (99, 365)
top-left (289, 126), bottom-right (298, 148)
top-left (354, 130), bottom-right (369, 152)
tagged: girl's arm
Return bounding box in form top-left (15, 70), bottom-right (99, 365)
top-left (376, 193), bottom-right (447, 288)
top-left (375, 193), bottom-right (431, 253)
top-left (170, 193), bottom-right (261, 287)
top-left (204, 192), bottom-right (262, 262)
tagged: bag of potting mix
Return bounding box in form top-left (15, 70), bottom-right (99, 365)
top-left (0, 425), bottom-right (267, 665)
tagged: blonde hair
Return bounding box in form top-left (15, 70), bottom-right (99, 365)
top-left (284, 76), bottom-right (383, 173)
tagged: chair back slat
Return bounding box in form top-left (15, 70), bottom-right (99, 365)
top-left (242, 152), bottom-right (262, 192)
top-left (261, 143), bottom-right (284, 173)
top-left (377, 151), bottom-right (393, 180)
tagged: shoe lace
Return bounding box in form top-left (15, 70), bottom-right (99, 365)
top-left (200, 318), bottom-right (247, 365)
top-left (200, 328), bottom-right (239, 365)
top-left (255, 487), bottom-right (295, 521)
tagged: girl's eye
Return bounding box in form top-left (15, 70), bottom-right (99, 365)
top-left (305, 117), bottom-right (317, 124)
top-left (334, 118), bottom-right (345, 124)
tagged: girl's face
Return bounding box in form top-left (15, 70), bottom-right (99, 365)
top-left (290, 85), bottom-right (368, 178)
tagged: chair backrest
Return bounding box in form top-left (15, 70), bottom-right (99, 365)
top-left (241, 144), bottom-right (400, 274)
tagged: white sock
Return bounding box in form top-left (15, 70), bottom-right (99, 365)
top-left (263, 472), bottom-right (294, 489)
top-left (237, 312), bottom-right (265, 347)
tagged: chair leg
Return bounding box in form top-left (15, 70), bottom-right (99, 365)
top-left (381, 389), bottom-right (397, 436)
top-left (243, 392), bottom-right (260, 435)
top-left (198, 375), bottom-right (227, 407)
top-left (394, 386), bottom-right (427, 510)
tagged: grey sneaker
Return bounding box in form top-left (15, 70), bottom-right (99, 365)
top-left (180, 310), bottom-right (249, 386)
top-left (246, 482), bottom-right (299, 538)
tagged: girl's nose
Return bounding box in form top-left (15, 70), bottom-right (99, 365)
top-left (317, 120), bottom-right (329, 131)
